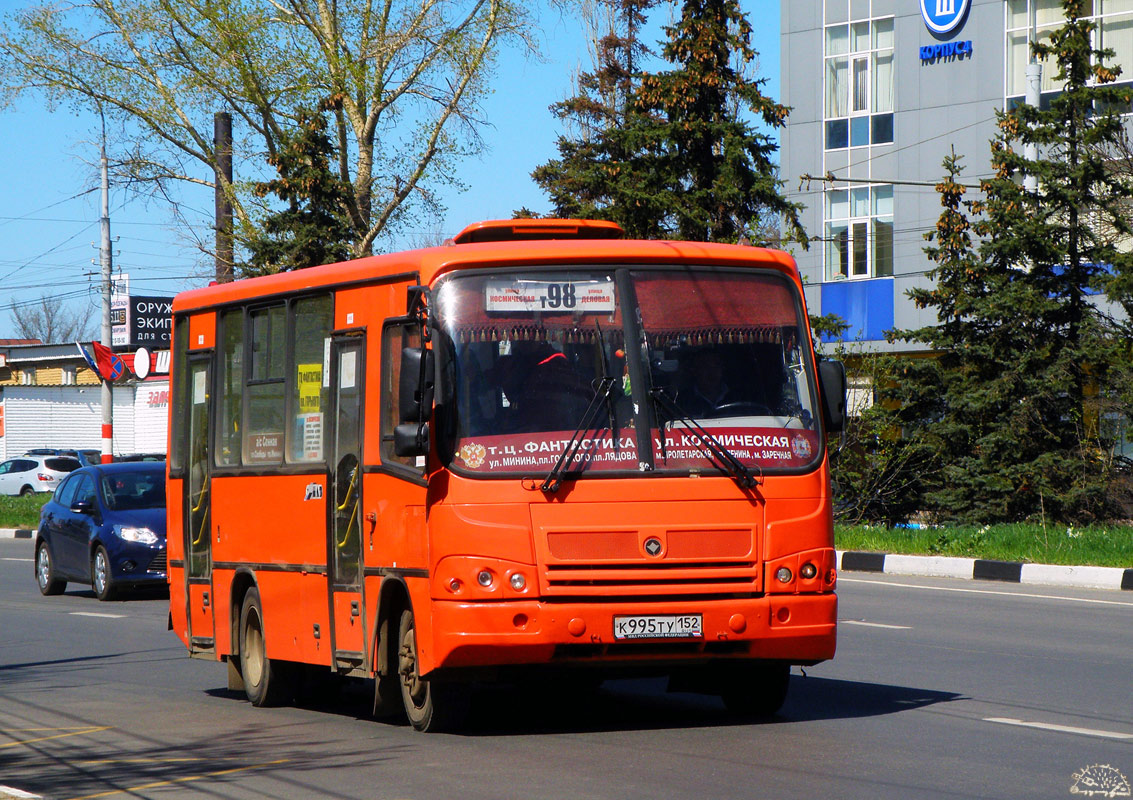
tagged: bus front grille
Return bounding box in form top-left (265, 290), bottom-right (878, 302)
top-left (542, 561), bottom-right (759, 597)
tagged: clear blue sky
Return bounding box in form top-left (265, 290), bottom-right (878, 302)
top-left (0, 2), bottom-right (780, 340)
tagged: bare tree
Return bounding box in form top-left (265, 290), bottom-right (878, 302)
top-left (8, 295), bottom-right (96, 343)
top-left (0, 0), bottom-right (538, 258)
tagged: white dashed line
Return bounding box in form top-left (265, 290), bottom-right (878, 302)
top-left (839, 619), bottom-right (911, 629)
top-left (0, 785), bottom-right (43, 799)
top-left (984, 717), bottom-right (1133, 740)
top-left (69, 612), bottom-right (126, 619)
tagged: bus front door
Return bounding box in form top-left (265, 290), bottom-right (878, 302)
top-left (327, 337), bottom-right (366, 672)
top-left (185, 356), bottom-right (215, 652)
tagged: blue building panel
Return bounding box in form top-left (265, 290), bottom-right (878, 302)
top-left (820, 278), bottom-right (895, 343)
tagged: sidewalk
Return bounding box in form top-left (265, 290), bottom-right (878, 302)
top-left (4, 529), bottom-right (1129, 590)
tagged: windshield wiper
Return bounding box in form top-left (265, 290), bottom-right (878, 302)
top-left (650, 388), bottom-right (762, 489)
top-left (540, 376), bottom-right (619, 493)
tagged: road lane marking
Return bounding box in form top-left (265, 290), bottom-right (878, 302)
top-left (839, 619), bottom-right (912, 629)
top-left (0, 786), bottom-right (42, 799)
top-left (985, 717), bottom-right (1133, 740)
top-left (77, 758), bottom-right (237, 765)
top-left (69, 612), bottom-right (126, 619)
top-left (65, 760), bottom-right (290, 800)
top-left (839, 577), bottom-right (1133, 607)
top-left (0, 727), bottom-right (111, 749)
top-left (1, 558), bottom-right (33, 562)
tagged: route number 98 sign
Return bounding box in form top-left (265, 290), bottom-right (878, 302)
top-left (485, 279), bottom-right (616, 312)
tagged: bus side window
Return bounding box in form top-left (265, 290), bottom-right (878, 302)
top-left (381, 321), bottom-right (425, 473)
top-left (287, 295), bottom-right (333, 463)
top-left (216, 308), bottom-right (244, 467)
top-left (243, 305), bottom-right (286, 466)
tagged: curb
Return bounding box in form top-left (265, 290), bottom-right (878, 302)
top-left (0, 529), bottom-right (33, 540)
top-left (838, 550), bottom-right (1133, 592)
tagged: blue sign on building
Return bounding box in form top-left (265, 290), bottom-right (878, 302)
top-left (920, 0), bottom-right (971, 35)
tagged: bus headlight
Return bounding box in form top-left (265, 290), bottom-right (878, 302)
top-left (775, 566), bottom-right (793, 584)
top-left (509, 572), bottom-right (527, 591)
top-left (799, 562), bottom-right (818, 580)
top-left (477, 570), bottom-right (494, 588)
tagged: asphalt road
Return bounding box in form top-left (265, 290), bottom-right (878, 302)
top-left (1, 536), bottom-right (1130, 800)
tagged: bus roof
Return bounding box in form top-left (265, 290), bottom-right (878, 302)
top-left (171, 222), bottom-right (799, 314)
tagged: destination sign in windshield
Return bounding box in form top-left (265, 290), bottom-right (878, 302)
top-left (484, 279), bottom-right (616, 312)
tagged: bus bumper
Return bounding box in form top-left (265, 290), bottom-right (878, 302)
top-left (427, 593), bottom-right (836, 672)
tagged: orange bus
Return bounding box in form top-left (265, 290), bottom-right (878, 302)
top-left (167, 219), bottom-right (846, 732)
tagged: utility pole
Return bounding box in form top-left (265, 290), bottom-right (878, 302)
top-left (99, 119), bottom-right (114, 464)
top-left (1024, 3), bottom-right (1041, 194)
top-left (215, 111), bottom-right (234, 283)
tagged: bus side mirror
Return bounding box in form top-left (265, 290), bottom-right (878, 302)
top-left (399, 347), bottom-right (434, 424)
top-left (819, 360), bottom-right (847, 433)
top-left (393, 421), bottom-right (430, 458)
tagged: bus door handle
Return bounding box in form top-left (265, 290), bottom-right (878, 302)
top-left (366, 511), bottom-right (377, 548)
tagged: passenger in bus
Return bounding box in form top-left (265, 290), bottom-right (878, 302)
top-left (495, 345), bottom-right (592, 433)
top-left (676, 350), bottom-right (742, 417)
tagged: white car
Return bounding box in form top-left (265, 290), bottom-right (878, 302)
top-left (0, 455), bottom-right (81, 496)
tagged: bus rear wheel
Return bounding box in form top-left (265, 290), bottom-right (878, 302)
top-left (239, 587), bottom-right (294, 707)
top-left (719, 661), bottom-right (790, 717)
top-left (397, 607), bottom-right (467, 732)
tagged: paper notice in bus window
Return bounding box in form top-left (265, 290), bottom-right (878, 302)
top-left (297, 363), bottom-right (322, 413)
top-left (301, 413), bottom-right (323, 459)
top-left (193, 370), bottom-right (207, 405)
top-left (245, 432), bottom-right (283, 464)
top-left (484, 279), bottom-right (615, 312)
top-left (340, 350), bottom-right (357, 389)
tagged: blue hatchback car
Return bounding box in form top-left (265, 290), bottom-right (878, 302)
top-left (34, 461), bottom-right (167, 601)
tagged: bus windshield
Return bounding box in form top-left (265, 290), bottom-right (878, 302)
top-left (434, 267), bottom-right (821, 477)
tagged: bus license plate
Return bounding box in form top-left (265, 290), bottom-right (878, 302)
top-left (613, 614), bottom-right (702, 640)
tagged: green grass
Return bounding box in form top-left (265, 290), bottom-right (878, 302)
top-left (0, 493), bottom-right (51, 529)
top-left (837, 523), bottom-right (1133, 568)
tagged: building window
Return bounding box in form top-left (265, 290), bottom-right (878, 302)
top-left (825, 184), bottom-right (894, 280)
top-left (825, 14), bottom-right (894, 149)
top-left (1006, 0), bottom-right (1133, 107)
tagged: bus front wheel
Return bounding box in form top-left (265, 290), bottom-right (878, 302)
top-left (397, 607), bottom-right (467, 732)
top-left (719, 661), bottom-right (790, 717)
top-left (239, 587), bottom-right (294, 707)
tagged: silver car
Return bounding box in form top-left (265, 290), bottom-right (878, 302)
top-left (0, 456), bottom-right (82, 496)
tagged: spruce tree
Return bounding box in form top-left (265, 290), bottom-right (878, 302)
top-left (635, 0), bottom-right (805, 244)
top-left (531, 0), bottom-right (668, 238)
top-left (533, 0), bottom-right (803, 245)
top-left (242, 98), bottom-right (356, 276)
top-left (898, 1), bottom-right (1133, 523)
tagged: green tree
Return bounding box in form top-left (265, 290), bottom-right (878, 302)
top-left (531, 0), bottom-right (668, 238)
top-left (242, 99), bottom-right (355, 276)
top-left (896, 1), bottom-right (1133, 523)
top-left (634, 0), bottom-right (805, 245)
top-left (0, 0), bottom-right (532, 258)
top-left (533, 0), bottom-right (802, 245)
top-left (810, 314), bottom-right (939, 526)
